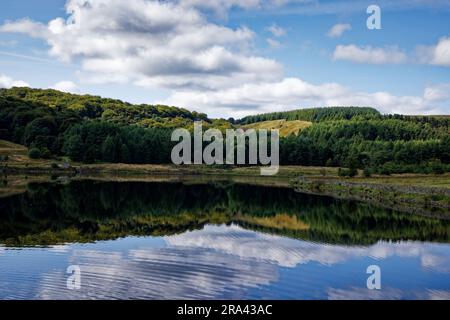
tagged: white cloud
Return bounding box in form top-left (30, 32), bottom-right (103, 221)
top-left (51, 80), bottom-right (79, 93)
top-left (424, 83), bottom-right (450, 101)
top-left (431, 37), bottom-right (450, 66)
top-left (266, 38), bottom-right (281, 48)
top-left (416, 36), bottom-right (450, 67)
top-left (335, 37), bottom-right (450, 68)
top-left (0, 74), bottom-right (29, 88)
top-left (267, 23), bottom-right (286, 37)
top-left (333, 45), bottom-right (408, 64)
top-left (0, 0), bottom-right (447, 117)
top-left (162, 77), bottom-right (449, 118)
top-left (0, 0), bottom-right (282, 91)
top-left (0, 18), bottom-right (48, 38)
top-left (327, 23), bottom-right (351, 38)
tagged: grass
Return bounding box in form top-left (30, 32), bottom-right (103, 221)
top-left (241, 119), bottom-right (312, 137)
top-left (0, 140), bottom-right (27, 160)
top-left (0, 139), bottom-right (52, 167)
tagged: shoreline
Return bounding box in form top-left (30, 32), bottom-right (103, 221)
top-left (1, 162), bottom-right (449, 217)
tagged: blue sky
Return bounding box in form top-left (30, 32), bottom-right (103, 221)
top-left (0, 0), bottom-right (449, 118)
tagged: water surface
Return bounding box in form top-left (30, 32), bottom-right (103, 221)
top-left (1, 179), bottom-right (449, 299)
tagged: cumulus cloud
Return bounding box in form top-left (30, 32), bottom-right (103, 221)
top-left (0, 0), bottom-right (447, 117)
top-left (430, 36), bottom-right (450, 66)
top-left (424, 83), bottom-right (450, 101)
top-left (416, 36), bottom-right (450, 67)
top-left (0, 74), bottom-right (29, 88)
top-left (333, 45), bottom-right (408, 64)
top-left (162, 77), bottom-right (449, 118)
top-left (0, 0), bottom-right (282, 90)
top-left (327, 23), bottom-right (351, 38)
top-left (335, 37), bottom-right (450, 68)
top-left (51, 80), bottom-right (79, 93)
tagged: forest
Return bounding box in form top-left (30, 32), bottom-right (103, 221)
top-left (1, 87), bottom-right (449, 175)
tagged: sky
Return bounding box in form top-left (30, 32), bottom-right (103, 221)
top-left (0, 0), bottom-right (449, 118)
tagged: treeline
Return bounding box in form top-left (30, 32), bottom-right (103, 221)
top-left (1, 87), bottom-right (449, 174)
top-left (280, 119), bottom-right (450, 174)
top-left (0, 87), bottom-right (208, 128)
top-left (239, 107), bottom-right (450, 174)
top-left (0, 87), bottom-right (217, 160)
top-left (237, 106), bottom-right (381, 124)
top-left (63, 122), bottom-right (173, 163)
top-left (0, 94), bottom-right (82, 157)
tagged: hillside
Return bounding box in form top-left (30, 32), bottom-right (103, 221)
top-left (0, 87), bottom-right (449, 175)
top-left (0, 87), bottom-right (209, 129)
top-left (238, 107), bottom-right (381, 124)
top-left (242, 119), bottom-right (312, 137)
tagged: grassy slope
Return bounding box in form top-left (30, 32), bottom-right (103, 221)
top-left (0, 139), bottom-right (55, 167)
top-left (0, 140), bottom-right (27, 160)
top-left (241, 119), bottom-right (312, 137)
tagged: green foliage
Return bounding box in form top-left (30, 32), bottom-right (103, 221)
top-left (238, 106), bottom-right (381, 124)
top-left (279, 118), bottom-right (450, 174)
top-left (0, 87), bottom-right (205, 164)
top-left (63, 121), bottom-right (174, 164)
top-left (28, 148), bottom-right (41, 159)
top-left (338, 167), bottom-right (357, 177)
top-left (431, 160), bottom-right (445, 174)
top-left (1, 87), bottom-right (209, 128)
top-left (0, 92), bottom-right (82, 154)
top-left (1, 87), bottom-right (449, 174)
